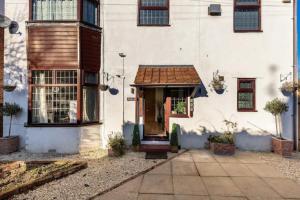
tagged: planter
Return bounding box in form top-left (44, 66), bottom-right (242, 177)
top-left (281, 89), bottom-right (292, 97)
top-left (132, 145), bottom-right (140, 152)
top-left (0, 136), bottom-right (19, 154)
top-left (170, 146), bottom-right (178, 153)
top-left (99, 84), bottom-right (109, 91)
top-left (272, 137), bottom-right (293, 157)
top-left (210, 143), bottom-right (235, 155)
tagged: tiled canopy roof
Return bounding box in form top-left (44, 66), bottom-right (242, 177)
top-left (133, 65), bottom-right (201, 86)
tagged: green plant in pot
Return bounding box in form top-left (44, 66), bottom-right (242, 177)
top-left (174, 102), bottom-right (186, 115)
top-left (170, 124), bottom-right (179, 153)
top-left (280, 81), bottom-right (295, 96)
top-left (0, 102), bottom-right (22, 154)
top-left (132, 124), bottom-right (141, 152)
top-left (108, 133), bottom-right (126, 157)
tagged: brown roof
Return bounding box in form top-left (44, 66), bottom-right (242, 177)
top-left (133, 65), bottom-right (201, 86)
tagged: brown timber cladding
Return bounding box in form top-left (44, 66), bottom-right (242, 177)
top-left (80, 26), bottom-right (101, 72)
top-left (0, 28), bottom-right (3, 137)
top-left (27, 26), bottom-right (79, 69)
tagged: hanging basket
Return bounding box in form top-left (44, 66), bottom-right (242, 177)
top-left (99, 84), bottom-right (109, 91)
top-left (212, 83), bottom-right (225, 94)
top-left (3, 85), bottom-right (17, 92)
top-left (280, 82), bottom-right (294, 96)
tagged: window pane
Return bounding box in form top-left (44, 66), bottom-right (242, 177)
top-left (56, 70), bottom-right (77, 84)
top-left (169, 89), bottom-right (187, 115)
top-left (234, 8), bottom-right (259, 31)
top-left (238, 92), bottom-right (253, 109)
top-left (84, 72), bottom-right (98, 84)
top-left (32, 0), bottom-right (77, 20)
top-left (83, 0), bottom-right (98, 25)
top-left (32, 70), bottom-right (52, 84)
top-left (83, 87), bottom-right (99, 122)
top-left (236, 0), bottom-right (259, 6)
top-left (141, 0), bottom-right (168, 7)
top-left (239, 82), bottom-right (253, 89)
top-left (140, 10), bottom-right (168, 25)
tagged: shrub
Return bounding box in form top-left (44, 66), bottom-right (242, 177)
top-left (108, 133), bottom-right (126, 156)
top-left (132, 124), bottom-right (140, 147)
top-left (170, 124), bottom-right (179, 146)
top-left (174, 102), bottom-right (186, 114)
top-left (207, 120), bottom-right (237, 145)
top-left (2, 102), bottom-right (22, 137)
top-left (264, 98), bottom-right (288, 138)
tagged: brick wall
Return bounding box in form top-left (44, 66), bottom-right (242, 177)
top-left (0, 28), bottom-right (3, 137)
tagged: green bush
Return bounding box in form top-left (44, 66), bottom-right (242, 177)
top-left (132, 124), bottom-right (140, 147)
top-left (208, 133), bottom-right (234, 145)
top-left (174, 102), bottom-right (186, 114)
top-left (2, 102), bottom-right (22, 137)
top-left (170, 124), bottom-right (179, 146)
top-left (108, 134), bottom-right (126, 156)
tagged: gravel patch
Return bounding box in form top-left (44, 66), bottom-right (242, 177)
top-left (258, 151), bottom-right (300, 184)
top-left (0, 150), bottom-right (179, 200)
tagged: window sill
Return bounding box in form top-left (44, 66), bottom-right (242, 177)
top-left (24, 122), bottom-right (102, 128)
top-left (234, 30), bottom-right (263, 33)
top-left (237, 110), bottom-right (258, 112)
top-left (137, 24), bottom-right (171, 27)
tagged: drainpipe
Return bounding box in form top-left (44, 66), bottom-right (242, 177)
top-left (293, 0), bottom-right (298, 150)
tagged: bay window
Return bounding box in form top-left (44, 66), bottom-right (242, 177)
top-left (32, 0), bottom-right (77, 20)
top-left (234, 0), bottom-right (261, 32)
top-left (237, 78), bottom-right (256, 112)
top-left (138, 0), bottom-right (169, 26)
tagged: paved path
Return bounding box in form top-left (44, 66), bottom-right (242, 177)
top-left (96, 150), bottom-right (300, 200)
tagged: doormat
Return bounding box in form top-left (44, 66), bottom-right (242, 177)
top-left (145, 152), bottom-right (168, 159)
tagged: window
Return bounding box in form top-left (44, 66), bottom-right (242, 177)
top-left (234, 0), bottom-right (261, 32)
top-left (138, 0), bottom-right (169, 26)
top-left (32, 0), bottom-right (77, 21)
top-left (237, 79), bottom-right (256, 111)
top-left (83, 0), bottom-right (99, 26)
top-left (83, 72), bottom-right (99, 122)
top-left (31, 70), bottom-right (78, 124)
top-left (169, 88), bottom-right (188, 117)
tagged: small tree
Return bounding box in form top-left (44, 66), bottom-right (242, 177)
top-left (132, 124), bottom-right (141, 147)
top-left (264, 98), bottom-right (288, 138)
top-left (170, 124), bottom-right (179, 147)
top-left (2, 102), bottom-right (22, 137)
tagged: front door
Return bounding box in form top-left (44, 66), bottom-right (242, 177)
top-left (144, 88), bottom-right (166, 138)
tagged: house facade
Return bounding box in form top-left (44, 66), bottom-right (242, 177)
top-left (2, 0), bottom-right (298, 153)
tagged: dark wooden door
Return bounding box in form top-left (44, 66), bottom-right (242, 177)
top-left (144, 89), bottom-right (156, 123)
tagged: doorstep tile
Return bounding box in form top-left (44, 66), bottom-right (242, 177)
top-left (195, 162), bottom-right (227, 177)
top-left (175, 195), bottom-right (210, 200)
top-left (232, 177), bottom-right (281, 198)
top-left (173, 176), bottom-right (208, 196)
top-left (139, 174), bottom-right (173, 194)
top-left (221, 163), bottom-right (255, 177)
top-left (264, 177), bottom-right (300, 199)
top-left (172, 161), bottom-right (198, 176)
top-left (147, 162), bottom-right (171, 175)
top-left (202, 177), bottom-right (243, 197)
top-left (246, 164), bottom-right (285, 178)
top-left (138, 194), bottom-right (174, 200)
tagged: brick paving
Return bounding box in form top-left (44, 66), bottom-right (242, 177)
top-left (95, 150), bottom-right (300, 200)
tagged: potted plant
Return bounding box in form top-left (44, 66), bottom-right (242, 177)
top-left (173, 102), bottom-right (186, 115)
top-left (264, 98), bottom-right (292, 157)
top-left (209, 71), bottom-right (225, 94)
top-left (99, 84), bottom-right (109, 91)
top-left (209, 120), bottom-right (237, 155)
top-left (170, 124), bottom-right (179, 153)
top-left (0, 102), bottom-right (22, 154)
top-left (107, 133), bottom-right (126, 157)
top-left (280, 81), bottom-right (295, 96)
top-left (132, 124), bottom-right (141, 152)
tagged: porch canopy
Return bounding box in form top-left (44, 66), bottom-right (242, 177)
top-left (132, 65), bottom-right (201, 87)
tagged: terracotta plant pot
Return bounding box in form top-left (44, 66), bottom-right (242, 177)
top-left (210, 142), bottom-right (235, 155)
top-left (272, 136), bottom-right (293, 157)
top-left (171, 146), bottom-right (178, 153)
top-left (132, 145), bottom-right (140, 152)
top-left (0, 136), bottom-right (19, 154)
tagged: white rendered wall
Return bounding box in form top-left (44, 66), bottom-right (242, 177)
top-left (3, 0), bottom-right (28, 147)
top-left (100, 0), bottom-right (294, 149)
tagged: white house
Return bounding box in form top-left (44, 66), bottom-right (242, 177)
top-left (1, 0), bottom-right (298, 153)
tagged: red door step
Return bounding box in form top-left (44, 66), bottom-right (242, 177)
top-left (140, 144), bottom-right (171, 153)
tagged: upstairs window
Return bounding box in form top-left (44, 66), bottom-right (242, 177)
top-left (83, 0), bottom-right (99, 26)
top-left (32, 0), bottom-right (77, 21)
top-left (237, 79), bottom-right (256, 112)
top-left (138, 0), bottom-right (169, 26)
top-left (234, 0), bottom-right (261, 32)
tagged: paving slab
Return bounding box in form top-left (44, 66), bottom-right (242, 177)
top-left (173, 152), bottom-right (194, 162)
top-left (195, 162), bottom-right (228, 177)
top-left (202, 177), bottom-right (244, 197)
top-left (232, 177), bottom-right (281, 199)
top-left (172, 161), bottom-right (199, 176)
top-left (173, 176), bottom-right (208, 196)
top-left (246, 164), bottom-right (285, 178)
top-left (98, 189), bottom-right (138, 200)
top-left (191, 151), bottom-right (216, 163)
top-left (235, 152), bottom-right (266, 164)
top-left (175, 195), bottom-right (210, 200)
top-left (139, 174), bottom-right (173, 194)
top-left (214, 155), bottom-right (240, 163)
top-left (147, 162), bottom-right (171, 175)
top-left (263, 177), bottom-right (300, 199)
top-left (221, 163), bottom-right (256, 177)
top-left (210, 197), bottom-right (248, 200)
top-left (138, 194), bottom-right (174, 200)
